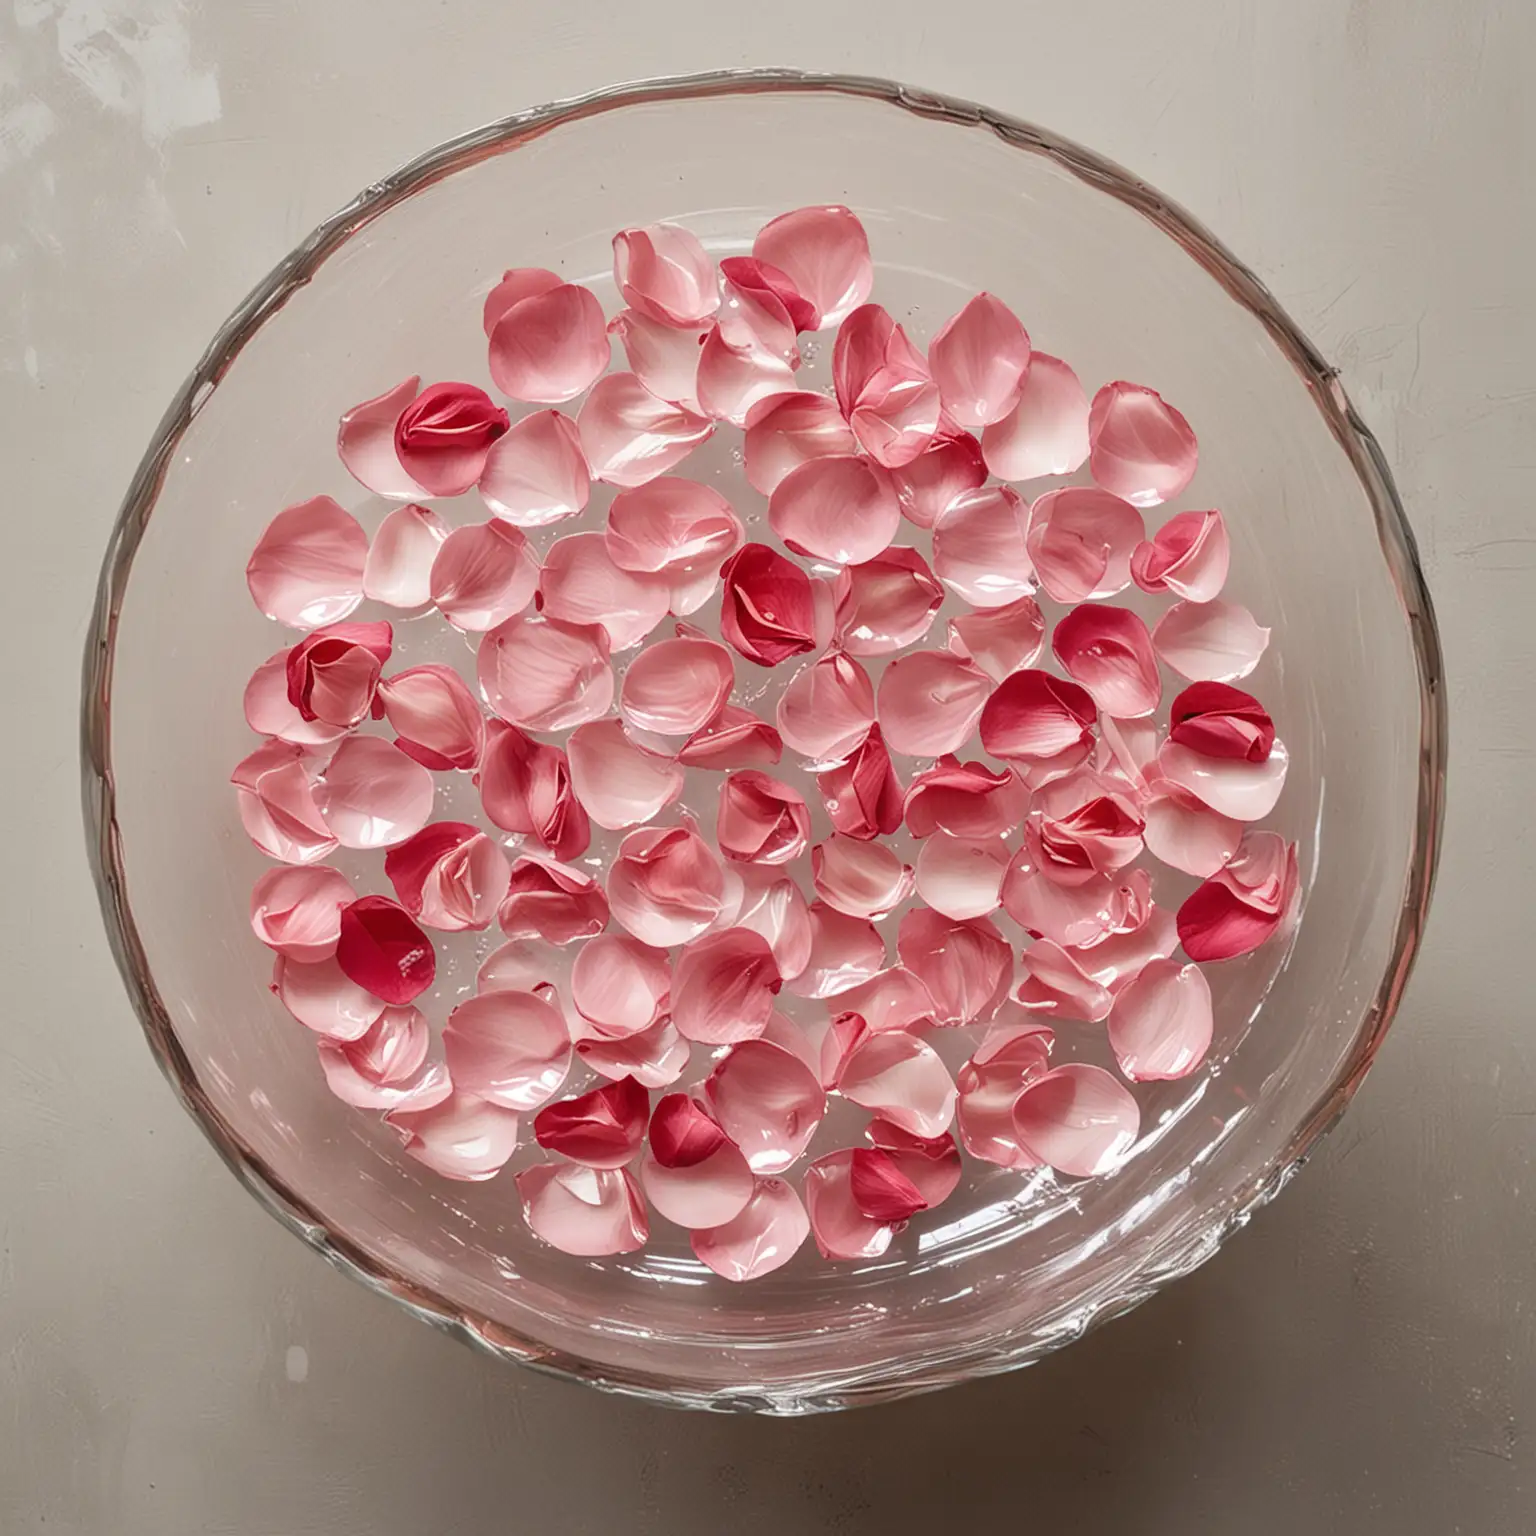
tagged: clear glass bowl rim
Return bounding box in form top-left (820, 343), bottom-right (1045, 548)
top-left (79, 67), bottom-right (1447, 1413)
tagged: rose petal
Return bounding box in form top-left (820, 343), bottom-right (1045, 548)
top-left (743, 391), bottom-right (858, 496)
top-left (482, 267), bottom-right (563, 334)
top-left (691, 1177), bottom-right (809, 1281)
top-left (715, 277), bottom-right (799, 365)
top-left (888, 428), bottom-right (989, 530)
top-left (564, 717), bottom-right (684, 830)
top-left (818, 1010), bottom-right (870, 1088)
top-left (1097, 715), bottom-right (1159, 794)
top-left (705, 1038), bottom-right (825, 1174)
top-left (389, 1092), bottom-right (522, 1181)
top-left (903, 757), bottom-right (1027, 840)
top-left (518, 1163), bottom-right (649, 1254)
top-left (1088, 381), bottom-right (1198, 507)
top-left (1153, 599), bottom-right (1271, 683)
top-left (1132, 508), bottom-right (1230, 602)
top-left (271, 952), bottom-right (384, 1039)
top-left (816, 725), bottom-right (904, 841)
top-left (1014, 939), bottom-right (1114, 1022)
top-left (978, 669), bottom-right (1097, 780)
top-left (753, 205), bottom-right (872, 329)
top-left (533, 1078), bottom-right (650, 1168)
top-left (232, 741), bottom-right (339, 864)
top-left (931, 484), bottom-right (1035, 608)
top-left (980, 353), bottom-right (1090, 481)
top-left (811, 835), bottom-right (913, 920)
top-left (315, 735), bottom-right (435, 850)
top-left (720, 255), bottom-right (820, 331)
top-left (478, 721), bottom-right (589, 860)
top-left (671, 928), bottom-right (782, 1045)
top-left (1051, 604), bottom-right (1162, 719)
top-left (641, 1137), bottom-right (754, 1229)
top-left (715, 771), bottom-right (810, 866)
top-left (539, 531), bottom-right (669, 651)
top-left (718, 542), bottom-right (821, 668)
top-left (429, 520), bottom-right (539, 632)
top-left (608, 309), bottom-right (709, 412)
top-left (1025, 487), bottom-right (1145, 603)
top-left (1158, 738), bottom-right (1289, 822)
top-left (786, 902), bottom-right (885, 1000)
top-left (384, 821), bottom-right (508, 932)
top-left (243, 656), bottom-right (348, 747)
top-left (363, 503), bottom-right (449, 608)
top-left (864, 1121), bottom-right (962, 1210)
top-left (832, 547), bottom-right (943, 657)
top-left (476, 940), bottom-right (555, 996)
top-left (316, 1005), bottom-right (448, 1111)
top-left (487, 283), bottom-right (609, 404)
top-left (769, 454), bottom-right (901, 566)
top-left (607, 823), bottom-right (726, 947)
top-left (577, 372), bottom-right (713, 488)
top-left (839, 1030), bottom-right (957, 1138)
top-left (570, 933), bottom-right (671, 1038)
top-left (613, 224), bottom-right (719, 326)
top-left (929, 292), bottom-right (1031, 428)
top-left (776, 651), bottom-right (876, 765)
top-left (335, 895), bottom-right (435, 1005)
top-left (847, 1146), bottom-right (928, 1224)
top-left (647, 1094), bottom-right (726, 1167)
top-left (805, 1150), bottom-right (898, 1260)
top-left (246, 496), bottom-right (366, 627)
top-left (337, 376), bottom-right (425, 498)
top-left (250, 864), bottom-right (354, 962)
top-left (1108, 959), bottom-right (1214, 1081)
top-left (955, 1018), bottom-right (1055, 1168)
top-left (1142, 782), bottom-right (1243, 877)
top-left (695, 325), bottom-right (798, 426)
top-left (1012, 1063), bottom-right (1140, 1176)
top-left (377, 665), bottom-right (485, 772)
top-left (477, 409), bottom-right (591, 527)
top-left (393, 382), bottom-right (509, 497)
top-left (730, 866), bottom-right (813, 982)
top-left (1071, 901), bottom-right (1178, 992)
top-left (1023, 789), bottom-right (1145, 883)
top-left (477, 612), bottom-right (614, 731)
top-left (833, 303), bottom-right (942, 468)
top-left (671, 704), bottom-right (779, 771)
top-left (946, 595), bottom-right (1046, 685)
top-left (283, 620), bottom-right (391, 728)
top-left (876, 649), bottom-right (992, 758)
top-left (1177, 830), bottom-right (1299, 961)
top-left (913, 833), bottom-right (1009, 921)
top-left (605, 478), bottom-right (743, 578)
top-left (896, 909), bottom-right (1011, 1025)
top-left (498, 856), bottom-right (609, 945)
top-left (835, 967), bottom-right (937, 1034)
top-left (619, 634), bottom-right (735, 737)
top-left (576, 1016), bottom-right (691, 1089)
top-left (441, 989), bottom-right (572, 1111)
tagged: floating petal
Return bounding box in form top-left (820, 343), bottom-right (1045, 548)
top-left (932, 484), bottom-right (1035, 607)
top-left (429, 520), bottom-right (539, 632)
top-left (271, 952), bottom-right (383, 1040)
top-left (1131, 508), bottom-right (1230, 601)
top-left (384, 821), bottom-right (508, 932)
top-left (811, 835), bottom-right (913, 920)
top-left (477, 612), bottom-right (613, 731)
top-left (393, 381), bottom-right (509, 497)
top-left (980, 353), bottom-right (1090, 481)
top-left (928, 292), bottom-right (1031, 428)
top-left (363, 503), bottom-right (449, 608)
top-left (1108, 959), bottom-right (1214, 1080)
top-left (1025, 487), bottom-right (1145, 603)
top-left (876, 649), bottom-right (992, 758)
top-left (389, 1093), bottom-right (522, 1181)
top-left (913, 833), bottom-right (1009, 921)
top-left (337, 376), bottom-right (425, 498)
top-left (577, 373), bottom-right (713, 488)
top-left (377, 664), bottom-right (485, 772)
top-left (247, 495), bottom-right (366, 627)
top-left (539, 531), bottom-right (669, 650)
top-left (705, 1039), bottom-right (825, 1174)
top-left (442, 989), bottom-right (571, 1110)
top-left (613, 223), bottom-right (720, 326)
top-left (743, 391), bottom-right (856, 496)
top-left (1177, 830), bottom-right (1299, 961)
top-left (517, 1163), bottom-right (648, 1254)
top-left (832, 546), bottom-right (942, 656)
top-left (315, 735), bottom-right (435, 849)
top-left (690, 1177), bottom-right (809, 1281)
top-left (607, 824), bottom-right (726, 947)
top-left (570, 933), bottom-right (671, 1039)
top-left (498, 856), bottom-right (608, 945)
top-left (1088, 381), bottom-right (1198, 507)
top-left (769, 454), bottom-right (901, 565)
top-left (487, 282), bottom-right (609, 404)
top-left (805, 1150), bottom-right (898, 1260)
top-left (752, 205), bottom-right (872, 328)
top-left (896, 909), bottom-right (1011, 1024)
top-left (1152, 598), bottom-right (1271, 682)
top-left (671, 928), bottom-right (782, 1045)
top-left (776, 651), bottom-right (876, 764)
top-left (838, 1031), bottom-right (957, 1138)
top-left (477, 410), bottom-right (591, 526)
top-left (888, 429), bottom-right (988, 529)
top-left (250, 864), bottom-right (354, 962)
top-left (1052, 603), bottom-right (1161, 719)
top-left (335, 895), bottom-right (435, 1005)
top-left (620, 633), bottom-right (735, 737)
top-left (232, 740), bottom-right (338, 864)
top-left (477, 721), bottom-right (589, 860)
top-left (533, 1078), bottom-right (650, 1168)
top-left (816, 725), bottom-right (904, 840)
top-left (1012, 1063), bottom-right (1140, 1176)
top-left (786, 902), bottom-right (885, 1000)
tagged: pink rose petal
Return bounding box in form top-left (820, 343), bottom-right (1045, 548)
top-left (805, 1150), bottom-right (898, 1260)
top-left (679, 704), bottom-right (784, 770)
top-left (978, 668), bottom-right (1097, 780)
top-left (839, 1030), bottom-right (957, 1138)
top-left (1088, 381), bottom-right (1198, 508)
top-left (1158, 738), bottom-right (1289, 822)
top-left (539, 531), bottom-right (669, 651)
top-left (705, 1038), bottom-right (825, 1174)
top-left (1108, 959), bottom-right (1214, 1081)
top-left (315, 735), bottom-right (435, 850)
top-left (498, 856), bottom-right (609, 945)
top-left (576, 1016), bottom-right (691, 1089)
top-left (383, 821), bottom-right (508, 932)
top-left (394, 381), bottom-right (509, 497)
top-left (786, 902), bottom-right (886, 1000)
top-left (363, 503), bottom-right (449, 609)
top-left (571, 932), bottom-right (671, 1039)
top-left (1002, 856), bottom-right (1155, 954)
top-left (832, 546), bottom-right (943, 656)
top-left (980, 353), bottom-right (1090, 481)
top-left (769, 454), bottom-right (901, 565)
top-left (577, 372), bottom-right (713, 488)
top-left (1014, 939), bottom-right (1114, 1022)
top-left (753, 205), bottom-right (872, 329)
top-left (671, 928), bottom-right (782, 1045)
top-left (811, 835), bottom-right (913, 920)
top-left (1023, 792), bottom-right (1145, 885)
top-left (876, 649), bottom-right (992, 758)
top-left (232, 740), bottom-right (338, 865)
top-left (1025, 487), bottom-right (1145, 603)
top-left (517, 1163), bottom-right (649, 1254)
top-left (608, 309), bottom-right (709, 412)
top-left (847, 1146), bottom-right (927, 1224)
top-left (316, 1005), bottom-right (449, 1111)
top-left (607, 823), bottom-right (726, 947)
top-left (1132, 508), bottom-right (1230, 602)
top-left (1177, 830), bottom-right (1299, 961)
top-left (388, 1092), bottom-right (522, 1181)
top-left (896, 909), bottom-right (1011, 1025)
top-left (641, 1097), bottom-right (754, 1228)
top-left (246, 496), bottom-right (366, 627)
top-left (931, 484), bottom-right (1035, 608)
top-left (1051, 603), bottom-right (1162, 720)
top-left (271, 952), bottom-right (383, 1040)
top-left (691, 1177), bottom-right (809, 1281)
top-left (335, 894), bottom-right (435, 1005)
top-left (566, 717), bottom-right (684, 830)
top-left (482, 267), bottom-right (563, 334)
top-left (284, 620), bottom-right (392, 728)
top-left (1071, 900), bottom-right (1179, 993)
top-left (731, 866), bottom-right (813, 983)
top-left (1012, 1063), bottom-right (1140, 1177)
top-left (613, 224), bottom-right (720, 327)
top-left (716, 771), bottom-right (811, 866)
top-left (955, 1018), bottom-right (1055, 1168)
top-left (487, 282), bottom-right (609, 404)
top-left (1142, 781), bottom-right (1242, 877)
top-left (904, 756), bottom-right (1028, 840)
top-left (478, 721), bottom-right (589, 860)
top-left (888, 429), bottom-right (989, 530)
top-left (1097, 715), bottom-right (1159, 794)
top-left (929, 292), bottom-right (1031, 428)
top-left (243, 653), bottom-right (348, 748)
top-left (718, 542), bottom-right (821, 668)
top-left (947, 595), bottom-right (1046, 684)
top-left (913, 833), bottom-right (1009, 921)
top-left (833, 303), bottom-right (942, 468)
top-left (620, 633), bottom-right (735, 737)
top-left (715, 273), bottom-right (800, 364)
top-left (695, 324), bottom-right (798, 426)
top-left (533, 1077), bottom-right (650, 1168)
top-left (816, 725), bottom-right (904, 840)
top-left (337, 376), bottom-right (426, 499)
top-left (477, 409), bottom-right (591, 527)
top-left (477, 612), bottom-right (613, 732)
top-left (742, 391), bottom-right (857, 496)
top-left (864, 1121), bottom-right (962, 1210)
top-left (475, 940), bottom-right (551, 996)
top-left (442, 989), bottom-right (572, 1110)
top-left (818, 1011), bottom-right (870, 1089)
top-left (429, 520), bottom-right (539, 632)
top-left (720, 255), bottom-right (819, 332)
top-left (376, 665), bottom-right (485, 772)
top-left (605, 477), bottom-right (743, 578)
top-left (776, 651), bottom-right (876, 765)
top-left (1153, 599), bottom-right (1271, 683)
top-left (835, 967), bottom-right (937, 1035)
top-left (250, 864), bottom-right (354, 962)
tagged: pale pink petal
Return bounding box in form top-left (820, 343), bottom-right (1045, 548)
top-left (363, 503), bottom-right (449, 608)
top-left (719, 542), bottom-right (822, 668)
top-left (1158, 737), bottom-right (1290, 822)
top-left (1089, 381), bottom-right (1198, 507)
top-left (811, 835), bottom-right (913, 920)
top-left (978, 668), bottom-right (1097, 779)
top-left (742, 391), bottom-right (857, 496)
top-left (835, 967), bottom-right (937, 1034)
top-left (786, 902), bottom-right (885, 1000)
top-left (667, 567), bottom-right (720, 617)
top-left (271, 952), bottom-right (383, 1040)
top-left (477, 410), bottom-right (591, 527)
top-left (613, 224), bottom-right (719, 326)
top-left (769, 454), bottom-right (901, 565)
top-left (946, 596), bottom-right (1046, 685)
top-left (816, 725), bottom-right (905, 840)
top-left (955, 1018), bottom-right (1055, 1168)
top-left (498, 856), bottom-right (609, 945)
top-left (243, 653), bottom-right (348, 748)
top-left (1177, 830), bottom-right (1299, 962)
top-left (839, 1031), bottom-right (957, 1138)
top-left (1142, 782), bottom-right (1242, 876)
top-left (715, 275), bottom-right (800, 364)
top-left (1025, 487), bottom-right (1145, 603)
top-left (1097, 715), bottom-right (1159, 794)
top-left (641, 1097), bottom-right (754, 1227)
top-left (753, 205), bottom-right (872, 328)
top-left (392, 383), bottom-right (510, 497)
top-left (913, 833), bottom-right (1009, 921)
top-left (476, 940), bottom-right (554, 995)
top-left (864, 1121), bottom-right (962, 1210)
top-left (1022, 789), bottom-right (1145, 884)
top-left (576, 1016), bottom-right (691, 1089)
top-left (1012, 1063), bottom-right (1140, 1176)
top-left (429, 520), bottom-right (539, 632)
top-left (569, 933), bottom-right (670, 1039)
top-left (818, 1011), bottom-right (870, 1088)
top-left (928, 292), bottom-right (1031, 428)
top-left (834, 305), bottom-right (942, 468)
top-left (776, 651), bottom-right (876, 765)
top-left (731, 867), bottom-right (813, 982)
top-left (620, 634), bottom-right (734, 737)
top-left (1108, 959), bottom-right (1214, 1081)
top-left (931, 485), bottom-right (1035, 608)
top-left (385, 821), bottom-right (508, 932)
top-left (1153, 599), bottom-right (1271, 683)
top-left (805, 1150), bottom-right (898, 1260)
top-left (695, 325), bottom-right (797, 426)
top-left (316, 1006), bottom-right (449, 1112)
top-left (517, 1163), bottom-right (648, 1254)
top-left (671, 929), bottom-right (782, 1045)
top-left (605, 478), bottom-right (742, 576)
top-left (607, 824), bottom-right (726, 947)
top-left (903, 757), bottom-right (1028, 840)
top-left (533, 1078), bottom-right (650, 1168)
top-left (705, 1039), bottom-right (825, 1174)
top-left (314, 735), bottom-right (435, 849)
top-left (980, 353), bottom-right (1089, 481)
top-left (388, 1092), bottom-right (522, 1181)
top-left (1132, 508), bottom-right (1230, 601)
top-left (832, 547), bottom-right (942, 657)
top-left (565, 717), bottom-right (684, 830)
top-left (577, 372), bottom-right (713, 488)
top-left (888, 429), bottom-right (988, 529)
top-left (482, 267), bottom-right (563, 334)
top-left (487, 283), bottom-right (609, 404)
top-left (538, 531), bottom-right (669, 651)
top-left (441, 989), bottom-right (571, 1111)
top-left (246, 496), bottom-right (366, 627)
top-left (1051, 603), bottom-right (1161, 719)
top-left (876, 649), bottom-right (992, 758)
top-left (337, 376), bottom-right (425, 498)
top-left (680, 704), bottom-right (784, 770)
top-left (477, 612), bottom-right (614, 731)
top-left (1001, 857), bottom-right (1126, 948)
top-left (377, 665), bottom-right (485, 772)
top-left (251, 864), bottom-right (354, 962)
top-left (691, 1177), bottom-right (809, 1281)
top-left (720, 255), bottom-right (820, 332)
top-left (896, 909), bottom-right (1011, 1025)
top-left (334, 895), bottom-right (436, 1005)
top-left (232, 740), bottom-right (339, 865)
top-left (1071, 901), bottom-right (1179, 992)
top-left (608, 309), bottom-right (709, 412)
top-left (477, 722), bottom-right (589, 860)
top-left (1014, 939), bottom-right (1114, 1022)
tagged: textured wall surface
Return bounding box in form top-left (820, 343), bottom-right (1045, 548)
top-left (1, 3), bottom-right (1531, 1531)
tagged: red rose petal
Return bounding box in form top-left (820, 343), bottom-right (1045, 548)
top-left (1051, 603), bottom-right (1162, 719)
top-left (896, 908), bottom-right (1011, 1025)
top-left (769, 453), bottom-right (902, 565)
top-left (1025, 487), bottom-right (1145, 603)
top-left (929, 292), bottom-right (1031, 428)
top-left (284, 620), bottom-right (391, 728)
top-left (442, 989), bottom-right (572, 1110)
top-left (384, 821), bottom-right (508, 932)
top-left (1012, 1063), bottom-right (1140, 1177)
top-left (271, 952), bottom-right (383, 1040)
top-left (1153, 598), bottom-right (1271, 683)
top-left (388, 1092), bottom-right (522, 1181)
top-left (978, 668), bottom-right (1097, 780)
top-left (394, 381), bottom-right (509, 497)
top-left (720, 254), bottom-right (820, 332)
top-left (363, 503), bottom-right (449, 609)
top-left (429, 520), bottom-right (539, 632)
top-left (337, 375), bottom-right (425, 498)
top-left (839, 1029), bottom-right (957, 1138)
top-left (477, 721), bottom-right (589, 861)
top-left (315, 736), bottom-right (436, 850)
top-left (876, 649), bottom-right (992, 758)
top-left (477, 409), bottom-right (591, 527)
top-left (648, 1094), bottom-right (727, 1168)
top-left (903, 756), bottom-right (1027, 840)
top-left (477, 611), bottom-right (613, 732)
top-left (246, 495), bottom-right (366, 627)
top-left (620, 633), bottom-right (735, 737)
top-left (980, 353), bottom-right (1090, 482)
top-left (539, 531), bottom-right (669, 651)
top-left (705, 1038), bottom-right (826, 1174)
top-left (533, 1077), bottom-right (650, 1168)
top-left (742, 390), bottom-right (858, 496)
top-left (718, 542), bottom-right (821, 667)
top-left (518, 1163), bottom-right (649, 1254)
top-left (1088, 381), bottom-right (1198, 508)
top-left (571, 932), bottom-right (671, 1039)
top-left (1177, 830), bottom-right (1299, 961)
top-left (577, 372), bottom-right (713, 488)
top-left (613, 223), bottom-right (720, 326)
top-left (776, 651), bottom-right (876, 765)
top-left (848, 1146), bottom-right (928, 1223)
top-left (752, 205), bottom-right (873, 329)
top-left (607, 823), bottom-right (726, 947)
top-left (671, 928), bottom-right (782, 1045)
top-left (487, 282), bottom-right (609, 404)
top-left (232, 740), bottom-right (338, 864)
top-left (1169, 681), bottom-right (1276, 762)
top-left (335, 894), bottom-right (435, 1005)
top-left (691, 1177), bottom-right (809, 1281)
top-left (832, 546), bottom-right (943, 656)
top-left (250, 864), bottom-right (354, 962)
top-left (864, 1120), bottom-right (962, 1210)
top-left (805, 1150), bottom-right (899, 1260)
top-left (376, 664), bottom-right (485, 772)
top-left (1108, 959), bottom-right (1214, 1081)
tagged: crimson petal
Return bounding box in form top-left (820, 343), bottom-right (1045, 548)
top-left (1177, 830), bottom-right (1299, 961)
top-left (848, 1146), bottom-right (928, 1223)
top-left (335, 895), bottom-right (435, 1005)
top-left (384, 821), bottom-right (508, 932)
top-left (718, 542), bottom-right (820, 667)
top-left (533, 1077), bottom-right (650, 1168)
top-left (393, 381), bottom-right (508, 497)
top-left (716, 771), bottom-right (811, 865)
top-left (864, 1120), bottom-right (962, 1210)
top-left (1052, 603), bottom-right (1162, 719)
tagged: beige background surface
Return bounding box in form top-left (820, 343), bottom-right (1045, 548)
top-left (2, 3), bottom-right (1531, 1532)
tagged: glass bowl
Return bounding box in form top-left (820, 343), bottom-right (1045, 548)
top-left (81, 70), bottom-right (1445, 1413)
